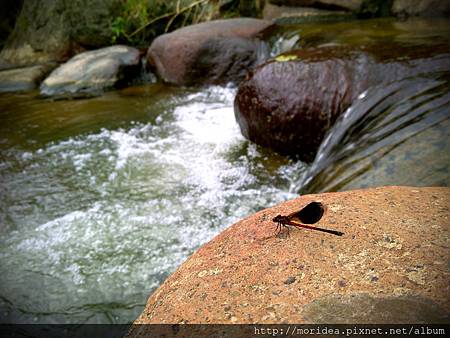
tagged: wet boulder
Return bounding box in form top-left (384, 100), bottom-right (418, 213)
top-left (235, 48), bottom-right (356, 162)
top-left (129, 186), bottom-right (450, 327)
top-left (146, 18), bottom-right (273, 86)
top-left (40, 45), bottom-right (140, 98)
top-left (234, 45), bottom-right (450, 161)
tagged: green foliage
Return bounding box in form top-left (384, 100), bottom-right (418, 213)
top-left (111, 17), bottom-right (125, 43)
top-left (110, 0), bottom-right (246, 47)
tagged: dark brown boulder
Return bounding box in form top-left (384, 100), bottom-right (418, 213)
top-left (234, 45), bottom-right (450, 161)
top-left (146, 18), bottom-right (273, 86)
top-left (235, 48), bottom-right (356, 162)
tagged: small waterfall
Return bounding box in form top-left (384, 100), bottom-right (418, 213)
top-left (298, 71), bottom-right (450, 193)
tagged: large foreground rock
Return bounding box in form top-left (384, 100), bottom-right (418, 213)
top-left (40, 45), bottom-right (140, 98)
top-left (131, 186), bottom-right (449, 326)
top-left (146, 18), bottom-right (273, 86)
top-left (234, 46), bottom-right (450, 161)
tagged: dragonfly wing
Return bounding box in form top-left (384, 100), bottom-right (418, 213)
top-left (289, 201), bottom-right (325, 224)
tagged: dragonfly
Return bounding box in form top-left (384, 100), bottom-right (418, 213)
top-left (272, 201), bottom-right (343, 236)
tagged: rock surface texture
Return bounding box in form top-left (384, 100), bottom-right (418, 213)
top-left (146, 18), bottom-right (273, 86)
top-left (0, 0), bottom-right (120, 66)
top-left (131, 186), bottom-right (450, 326)
top-left (40, 45), bottom-right (140, 98)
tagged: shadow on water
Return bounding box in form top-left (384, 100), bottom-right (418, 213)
top-left (299, 71), bottom-right (450, 193)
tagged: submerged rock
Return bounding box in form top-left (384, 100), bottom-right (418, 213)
top-left (234, 45), bottom-right (450, 161)
top-left (130, 186), bottom-right (450, 325)
top-left (40, 45), bottom-right (140, 98)
top-left (146, 18), bottom-right (273, 86)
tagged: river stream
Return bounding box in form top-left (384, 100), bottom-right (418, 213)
top-left (0, 18), bottom-right (449, 324)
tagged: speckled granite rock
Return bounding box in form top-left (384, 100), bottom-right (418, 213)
top-left (132, 186), bottom-right (449, 325)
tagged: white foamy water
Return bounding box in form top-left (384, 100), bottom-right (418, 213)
top-left (0, 86), bottom-right (305, 323)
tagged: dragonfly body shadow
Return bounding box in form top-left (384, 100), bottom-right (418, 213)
top-left (272, 201), bottom-right (343, 237)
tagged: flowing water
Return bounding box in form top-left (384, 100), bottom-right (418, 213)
top-left (0, 85), bottom-right (303, 323)
top-left (0, 18), bottom-right (449, 324)
top-left (300, 71), bottom-right (450, 193)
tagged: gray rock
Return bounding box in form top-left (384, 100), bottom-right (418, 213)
top-left (40, 45), bottom-right (140, 98)
top-left (0, 64), bottom-right (56, 93)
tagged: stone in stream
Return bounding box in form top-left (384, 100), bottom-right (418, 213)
top-left (128, 186), bottom-right (450, 328)
top-left (234, 45), bottom-right (450, 161)
top-left (0, 63), bottom-right (56, 93)
top-left (40, 45), bottom-right (140, 98)
top-left (146, 18), bottom-right (273, 86)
